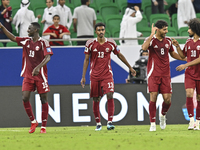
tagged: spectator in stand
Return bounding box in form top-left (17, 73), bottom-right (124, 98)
top-left (127, 0), bottom-right (142, 9)
top-left (12, 0), bottom-right (41, 37)
top-left (43, 15), bottom-right (70, 46)
top-left (152, 0), bottom-right (168, 14)
top-left (193, 0), bottom-right (200, 13)
top-left (41, 0), bottom-right (57, 39)
top-left (73, 0), bottom-right (96, 46)
top-left (119, 6), bottom-right (143, 45)
top-left (177, 0), bottom-right (196, 29)
top-left (0, 0), bottom-right (12, 46)
top-left (55, 0), bottom-right (72, 29)
top-left (166, 1), bottom-right (178, 20)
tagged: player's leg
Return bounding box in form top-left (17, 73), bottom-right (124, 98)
top-left (22, 78), bottom-right (38, 133)
top-left (90, 80), bottom-right (102, 131)
top-left (39, 93), bottom-right (49, 133)
top-left (149, 92), bottom-right (158, 131)
top-left (106, 92), bottom-right (115, 130)
top-left (194, 81), bottom-right (200, 130)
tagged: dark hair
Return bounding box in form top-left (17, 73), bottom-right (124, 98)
top-left (155, 20), bottom-right (168, 29)
top-left (95, 22), bottom-right (106, 30)
top-left (188, 18), bottom-right (200, 37)
top-left (31, 22), bottom-right (40, 32)
top-left (140, 49), bottom-right (148, 56)
top-left (81, 0), bottom-right (89, 5)
top-left (46, 0), bottom-right (53, 2)
top-left (0, 0), bottom-right (5, 11)
top-left (53, 14), bottom-right (60, 19)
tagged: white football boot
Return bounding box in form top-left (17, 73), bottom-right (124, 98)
top-left (188, 117), bottom-right (194, 130)
top-left (159, 114), bottom-right (166, 130)
top-left (149, 122), bottom-right (156, 132)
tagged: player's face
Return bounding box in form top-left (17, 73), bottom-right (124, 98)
top-left (158, 26), bottom-right (168, 38)
top-left (53, 16), bottom-right (60, 25)
top-left (95, 26), bottom-right (105, 38)
top-left (46, 0), bottom-right (53, 8)
top-left (2, 0), bottom-right (10, 6)
top-left (188, 26), bottom-right (194, 37)
top-left (27, 24), bottom-right (36, 37)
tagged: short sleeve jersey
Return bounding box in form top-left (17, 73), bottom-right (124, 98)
top-left (84, 38), bottom-right (120, 81)
top-left (183, 38), bottom-right (200, 80)
top-left (145, 35), bottom-right (174, 77)
top-left (43, 24), bottom-right (70, 46)
top-left (16, 37), bottom-right (53, 82)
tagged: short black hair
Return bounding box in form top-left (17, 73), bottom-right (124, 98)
top-left (95, 22), bottom-right (106, 30)
top-left (155, 20), bottom-right (168, 29)
top-left (81, 0), bottom-right (89, 5)
top-left (46, 0), bottom-right (53, 2)
top-left (53, 14), bottom-right (60, 19)
top-left (31, 22), bottom-right (40, 32)
top-left (140, 49), bottom-right (148, 56)
top-left (188, 18), bottom-right (200, 37)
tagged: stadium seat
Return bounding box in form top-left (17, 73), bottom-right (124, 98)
top-left (95, 0), bottom-right (113, 11)
top-left (143, 3), bottom-right (152, 22)
top-left (9, 0), bottom-right (21, 8)
top-left (120, 3), bottom-right (128, 15)
top-left (30, 0), bottom-right (46, 9)
top-left (115, 0), bottom-right (127, 7)
top-left (6, 42), bottom-right (19, 47)
top-left (96, 15), bottom-right (104, 24)
top-left (196, 13), bottom-right (200, 19)
top-left (99, 3), bottom-right (120, 20)
top-left (72, 0), bottom-right (81, 7)
top-left (11, 7), bottom-right (20, 18)
top-left (0, 42), bottom-right (4, 47)
top-left (178, 27), bottom-right (188, 44)
top-left (171, 13), bottom-right (178, 32)
top-left (111, 28), bottom-right (120, 45)
top-left (136, 14), bottom-right (149, 30)
top-left (166, 27), bottom-right (177, 37)
top-left (150, 14), bottom-right (170, 26)
top-left (137, 27), bottom-right (151, 45)
top-left (104, 15), bottom-right (122, 33)
top-left (141, 0), bottom-right (151, 11)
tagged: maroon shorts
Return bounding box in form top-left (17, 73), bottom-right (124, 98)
top-left (90, 78), bottom-right (114, 98)
top-left (148, 76), bottom-right (172, 94)
top-left (185, 77), bottom-right (200, 94)
top-left (22, 78), bottom-right (50, 94)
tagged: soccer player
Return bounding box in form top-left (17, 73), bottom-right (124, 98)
top-left (43, 15), bottom-right (70, 46)
top-left (81, 22), bottom-right (136, 131)
top-left (173, 18), bottom-right (200, 130)
top-left (142, 20), bottom-right (185, 131)
top-left (0, 22), bottom-right (53, 133)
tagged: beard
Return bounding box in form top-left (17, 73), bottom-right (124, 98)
top-left (189, 34), bottom-right (194, 37)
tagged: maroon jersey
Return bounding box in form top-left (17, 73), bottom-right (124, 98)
top-left (183, 38), bottom-right (200, 80)
top-left (16, 37), bottom-right (53, 82)
top-left (145, 35), bottom-right (174, 77)
top-left (84, 38), bottom-right (120, 81)
top-left (43, 24), bottom-right (70, 46)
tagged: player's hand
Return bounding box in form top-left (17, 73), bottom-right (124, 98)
top-left (164, 0), bottom-right (168, 5)
top-left (81, 77), bottom-right (86, 88)
top-left (176, 64), bottom-right (186, 71)
top-left (134, 6), bottom-right (139, 11)
top-left (37, 14), bottom-right (41, 19)
top-left (0, 22), bottom-right (3, 28)
top-left (41, 20), bottom-right (46, 24)
top-left (32, 67), bottom-right (40, 76)
top-left (171, 38), bottom-right (179, 47)
top-left (59, 33), bottom-right (64, 39)
top-left (151, 23), bottom-right (158, 35)
top-left (51, 33), bottom-right (57, 38)
top-left (153, 1), bottom-right (158, 6)
top-left (130, 68), bottom-right (136, 77)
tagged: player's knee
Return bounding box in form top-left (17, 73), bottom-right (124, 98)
top-left (107, 92), bottom-right (113, 100)
top-left (186, 92), bottom-right (193, 97)
top-left (93, 97), bottom-right (100, 102)
top-left (22, 95), bottom-right (29, 102)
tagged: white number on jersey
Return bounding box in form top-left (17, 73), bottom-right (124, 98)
top-left (42, 82), bottom-right (49, 92)
top-left (29, 50), bottom-right (35, 57)
top-left (161, 48), bottom-right (165, 55)
top-left (98, 52), bottom-right (104, 58)
top-left (108, 82), bottom-right (114, 89)
top-left (191, 50), bottom-right (196, 57)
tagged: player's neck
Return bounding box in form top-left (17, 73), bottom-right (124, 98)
top-left (97, 37), bottom-right (105, 45)
top-left (193, 34), bottom-right (200, 42)
top-left (32, 34), bottom-right (40, 42)
top-left (155, 33), bottom-right (163, 41)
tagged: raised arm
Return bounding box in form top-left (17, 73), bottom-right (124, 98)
top-left (117, 52), bottom-right (136, 76)
top-left (81, 54), bottom-right (90, 88)
top-left (142, 23), bottom-right (157, 50)
top-left (171, 38), bottom-right (185, 59)
top-left (0, 22), bottom-right (16, 42)
top-left (32, 54), bottom-right (51, 76)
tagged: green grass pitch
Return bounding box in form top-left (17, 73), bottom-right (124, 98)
top-left (0, 125), bottom-right (199, 150)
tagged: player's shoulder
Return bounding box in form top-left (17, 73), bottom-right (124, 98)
top-left (186, 37), bottom-right (193, 44)
top-left (107, 38), bottom-right (117, 46)
top-left (39, 37), bottom-right (50, 46)
top-left (85, 38), bottom-right (96, 47)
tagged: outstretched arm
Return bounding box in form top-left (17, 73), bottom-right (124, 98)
top-left (0, 22), bottom-right (16, 42)
top-left (170, 51), bottom-right (186, 61)
top-left (32, 54), bottom-right (51, 76)
top-left (117, 52), bottom-right (136, 76)
top-left (176, 55), bottom-right (200, 71)
top-left (81, 54), bottom-right (90, 88)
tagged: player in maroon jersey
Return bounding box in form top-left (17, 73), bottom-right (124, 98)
top-left (81, 22), bottom-right (136, 131)
top-left (0, 22), bottom-right (53, 134)
top-left (142, 20), bottom-right (185, 131)
top-left (173, 18), bottom-right (200, 130)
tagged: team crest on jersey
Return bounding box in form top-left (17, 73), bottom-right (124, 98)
top-left (165, 44), bottom-right (169, 48)
top-left (35, 46), bottom-right (40, 51)
top-left (197, 45), bottom-right (200, 50)
top-left (106, 48), bottom-right (109, 52)
top-left (59, 29), bottom-right (62, 33)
